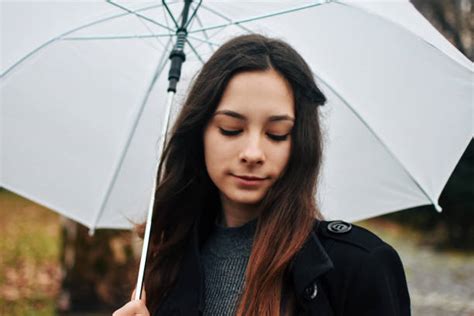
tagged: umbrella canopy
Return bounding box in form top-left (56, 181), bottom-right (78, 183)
top-left (1, 0), bottom-right (472, 230)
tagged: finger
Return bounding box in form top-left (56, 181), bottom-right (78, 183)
top-left (112, 300), bottom-right (149, 316)
top-left (131, 287), bottom-right (147, 304)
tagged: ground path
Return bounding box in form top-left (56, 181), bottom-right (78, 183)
top-left (361, 219), bottom-right (474, 316)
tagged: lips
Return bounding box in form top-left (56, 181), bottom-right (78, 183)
top-left (232, 174), bottom-right (267, 187)
top-left (234, 175), bottom-right (267, 180)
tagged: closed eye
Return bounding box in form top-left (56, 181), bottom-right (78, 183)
top-left (268, 134), bottom-right (289, 141)
top-left (218, 128), bottom-right (241, 136)
top-left (218, 128), bottom-right (289, 142)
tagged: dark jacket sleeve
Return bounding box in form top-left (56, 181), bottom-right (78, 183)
top-left (343, 244), bottom-right (411, 316)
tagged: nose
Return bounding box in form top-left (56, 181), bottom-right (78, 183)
top-left (239, 133), bottom-right (265, 165)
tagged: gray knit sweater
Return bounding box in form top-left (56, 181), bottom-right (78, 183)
top-left (200, 219), bottom-right (257, 316)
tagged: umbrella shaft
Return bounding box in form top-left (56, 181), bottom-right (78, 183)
top-left (135, 91), bottom-right (176, 300)
top-left (167, 0), bottom-right (194, 92)
top-left (168, 31), bottom-right (187, 93)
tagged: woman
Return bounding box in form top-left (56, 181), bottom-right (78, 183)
top-left (113, 34), bottom-right (411, 316)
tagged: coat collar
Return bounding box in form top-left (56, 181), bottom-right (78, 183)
top-left (166, 219), bottom-right (334, 315)
top-left (288, 221), bottom-right (334, 297)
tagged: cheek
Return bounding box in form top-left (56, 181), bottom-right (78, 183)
top-left (267, 142), bottom-right (292, 174)
top-left (203, 129), bottom-right (234, 175)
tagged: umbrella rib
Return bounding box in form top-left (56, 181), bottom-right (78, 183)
top-left (316, 74), bottom-right (442, 212)
top-left (191, 24), bottom-right (229, 52)
top-left (62, 33), bottom-right (173, 41)
top-left (186, 35), bottom-right (220, 47)
top-left (88, 36), bottom-right (174, 233)
top-left (0, 2), bottom-right (167, 79)
top-left (161, 0), bottom-right (180, 29)
top-left (132, 4), bottom-right (170, 50)
top-left (106, 0), bottom-right (174, 33)
top-left (60, 33), bottom-right (218, 49)
top-left (188, 1), bottom-right (329, 34)
top-left (181, 4), bottom-right (205, 63)
top-left (199, 3), bottom-right (253, 34)
top-left (162, 0), bottom-right (174, 36)
top-left (194, 11), bottom-right (216, 53)
top-left (187, 3), bottom-right (252, 53)
top-left (185, 38), bottom-right (205, 64)
top-left (184, 0), bottom-right (203, 30)
top-left (189, 8), bottom-right (237, 52)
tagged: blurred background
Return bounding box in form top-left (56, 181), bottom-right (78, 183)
top-left (0, 1), bottom-right (472, 315)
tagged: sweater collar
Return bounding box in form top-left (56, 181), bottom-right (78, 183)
top-left (165, 218), bottom-right (333, 315)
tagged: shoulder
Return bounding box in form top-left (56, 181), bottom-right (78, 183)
top-left (314, 220), bottom-right (407, 286)
top-left (315, 220), bottom-right (389, 252)
top-left (314, 220), bottom-right (404, 271)
top-left (312, 220), bottom-right (411, 315)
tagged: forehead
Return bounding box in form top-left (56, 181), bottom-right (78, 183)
top-left (214, 69), bottom-right (295, 120)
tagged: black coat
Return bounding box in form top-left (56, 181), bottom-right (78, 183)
top-left (154, 220), bottom-right (411, 315)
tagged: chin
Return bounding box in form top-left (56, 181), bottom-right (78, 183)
top-left (227, 192), bottom-right (265, 205)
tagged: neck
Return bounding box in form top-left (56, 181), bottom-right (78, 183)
top-left (219, 195), bottom-right (261, 227)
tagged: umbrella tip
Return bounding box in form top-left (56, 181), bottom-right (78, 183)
top-left (88, 228), bottom-right (95, 236)
top-left (434, 204), bottom-right (442, 213)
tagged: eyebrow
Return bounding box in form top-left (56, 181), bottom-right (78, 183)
top-left (213, 110), bottom-right (295, 122)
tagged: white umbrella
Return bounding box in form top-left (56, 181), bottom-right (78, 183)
top-left (2, 0), bottom-right (473, 300)
top-left (1, 1), bottom-right (472, 231)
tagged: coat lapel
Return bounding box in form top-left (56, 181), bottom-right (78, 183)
top-left (289, 221), bottom-right (334, 298)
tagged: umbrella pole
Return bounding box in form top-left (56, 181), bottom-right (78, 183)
top-left (134, 91), bottom-right (175, 301)
top-left (134, 0), bottom-right (194, 301)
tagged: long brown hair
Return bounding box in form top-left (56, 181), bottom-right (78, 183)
top-left (138, 34), bottom-right (327, 315)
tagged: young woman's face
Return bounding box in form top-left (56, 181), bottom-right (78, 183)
top-left (203, 69), bottom-right (294, 209)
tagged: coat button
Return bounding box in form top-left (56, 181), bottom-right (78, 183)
top-left (303, 282), bottom-right (318, 301)
top-left (327, 220), bottom-right (352, 234)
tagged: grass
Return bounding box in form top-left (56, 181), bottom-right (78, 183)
top-left (0, 190), bottom-right (61, 316)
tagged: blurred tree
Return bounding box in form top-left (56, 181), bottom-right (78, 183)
top-left (57, 218), bottom-right (138, 314)
top-left (412, 0), bottom-right (473, 58)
